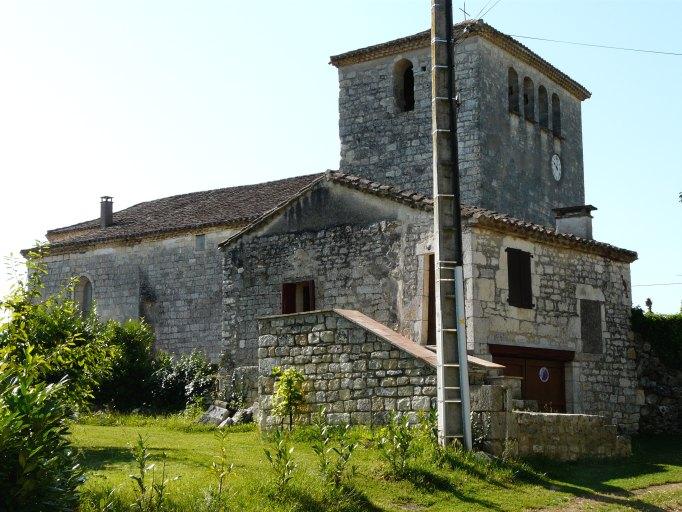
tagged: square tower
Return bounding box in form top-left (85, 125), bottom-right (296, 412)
top-left (330, 20), bottom-right (590, 227)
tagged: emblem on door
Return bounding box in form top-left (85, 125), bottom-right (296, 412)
top-left (538, 366), bottom-right (550, 383)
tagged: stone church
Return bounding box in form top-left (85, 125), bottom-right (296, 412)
top-left (34, 20), bottom-right (640, 447)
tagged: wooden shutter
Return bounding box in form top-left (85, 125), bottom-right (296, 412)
top-left (282, 283), bottom-right (296, 314)
top-left (303, 280), bottom-right (315, 311)
top-left (506, 248), bottom-right (533, 308)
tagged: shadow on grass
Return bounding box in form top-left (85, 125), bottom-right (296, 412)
top-left (520, 434), bottom-right (682, 511)
top-left (79, 445), bottom-right (206, 471)
top-left (279, 484), bottom-right (383, 512)
top-left (405, 466), bottom-right (505, 511)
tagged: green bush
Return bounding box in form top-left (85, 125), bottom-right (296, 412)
top-left (270, 366), bottom-right (305, 429)
top-left (0, 349), bottom-right (84, 512)
top-left (632, 307), bottom-right (682, 369)
top-left (264, 428), bottom-right (297, 494)
top-left (310, 409), bottom-right (358, 491)
top-left (151, 351), bottom-right (217, 412)
top-left (93, 320), bottom-right (157, 411)
top-left (377, 412), bottom-right (415, 479)
top-left (0, 255), bottom-right (116, 409)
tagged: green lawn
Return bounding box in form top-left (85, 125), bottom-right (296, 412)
top-left (71, 414), bottom-right (682, 512)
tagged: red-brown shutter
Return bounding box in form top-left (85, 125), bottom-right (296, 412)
top-left (282, 283), bottom-right (295, 314)
top-left (506, 248), bottom-right (533, 309)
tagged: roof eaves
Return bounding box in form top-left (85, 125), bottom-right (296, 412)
top-left (330, 20), bottom-right (591, 101)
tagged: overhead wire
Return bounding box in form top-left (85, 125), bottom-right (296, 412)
top-left (479, 0), bottom-right (503, 19)
top-left (632, 283), bottom-right (682, 287)
top-left (506, 34), bottom-right (682, 57)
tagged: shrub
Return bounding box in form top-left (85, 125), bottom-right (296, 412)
top-left (0, 349), bottom-right (84, 512)
top-left (151, 351), bottom-right (217, 412)
top-left (129, 435), bottom-right (178, 512)
top-left (310, 409), bottom-right (358, 490)
top-left (0, 253), bottom-right (116, 409)
top-left (632, 307), bottom-right (682, 369)
top-left (377, 412), bottom-right (415, 478)
top-left (270, 366), bottom-right (305, 429)
top-left (263, 428), bottom-right (297, 495)
top-left (93, 320), bottom-right (157, 411)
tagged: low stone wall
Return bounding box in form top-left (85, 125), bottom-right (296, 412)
top-left (514, 411), bottom-right (631, 461)
top-left (636, 337), bottom-right (682, 434)
top-left (257, 310), bottom-right (437, 428)
top-left (470, 383), bottom-right (631, 461)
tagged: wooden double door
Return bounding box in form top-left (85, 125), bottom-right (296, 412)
top-left (489, 344), bottom-right (573, 413)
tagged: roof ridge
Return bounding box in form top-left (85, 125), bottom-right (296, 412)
top-left (47, 172), bottom-right (326, 236)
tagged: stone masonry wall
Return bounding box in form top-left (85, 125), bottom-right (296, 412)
top-left (40, 227), bottom-right (237, 361)
top-left (471, 383), bottom-right (630, 461)
top-left (337, 35), bottom-right (585, 227)
top-left (337, 37), bottom-right (483, 202)
top-left (635, 335), bottom-right (682, 434)
top-left (222, 212), bottom-right (433, 373)
top-left (467, 226), bottom-right (639, 432)
top-left (257, 310), bottom-right (437, 428)
top-left (514, 411), bottom-right (631, 461)
top-left (476, 37), bottom-right (585, 226)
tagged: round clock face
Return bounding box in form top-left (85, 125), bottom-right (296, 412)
top-left (551, 154), bottom-right (562, 182)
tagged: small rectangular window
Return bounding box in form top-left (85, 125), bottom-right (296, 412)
top-left (282, 280), bottom-right (315, 314)
top-left (195, 234), bottom-right (206, 251)
top-left (580, 299), bottom-right (603, 354)
top-left (506, 248), bottom-right (533, 309)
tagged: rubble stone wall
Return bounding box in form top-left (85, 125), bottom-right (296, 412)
top-left (39, 228), bottom-right (237, 360)
top-left (636, 336), bottom-right (682, 434)
top-left (467, 227), bottom-right (639, 432)
top-left (222, 190), bottom-right (433, 373)
top-left (470, 384), bottom-right (631, 461)
top-left (257, 310), bottom-right (437, 429)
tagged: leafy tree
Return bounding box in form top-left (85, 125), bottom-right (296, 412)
top-left (0, 249), bottom-right (116, 409)
top-left (270, 366), bottom-right (305, 430)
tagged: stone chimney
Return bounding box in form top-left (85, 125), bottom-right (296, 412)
top-left (552, 205), bottom-right (596, 240)
top-left (100, 196), bottom-right (114, 228)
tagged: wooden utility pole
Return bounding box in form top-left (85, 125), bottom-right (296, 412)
top-left (430, 0), bottom-right (472, 449)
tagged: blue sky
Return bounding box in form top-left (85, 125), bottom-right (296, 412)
top-left (0, 0), bottom-right (680, 312)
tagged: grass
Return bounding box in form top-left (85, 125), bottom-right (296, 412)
top-left (71, 413), bottom-right (682, 512)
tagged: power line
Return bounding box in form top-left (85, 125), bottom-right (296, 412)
top-left (632, 282), bottom-right (682, 287)
top-left (480, 0), bottom-right (503, 19)
top-left (475, 0), bottom-right (495, 19)
top-left (507, 34), bottom-right (682, 57)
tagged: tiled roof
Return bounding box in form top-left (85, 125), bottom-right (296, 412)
top-left (329, 19), bottom-right (591, 101)
top-left (40, 169), bottom-right (636, 264)
top-left (44, 173), bottom-right (324, 250)
top-left (326, 171), bottom-right (636, 263)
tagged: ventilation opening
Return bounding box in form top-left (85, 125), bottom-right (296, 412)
top-left (538, 85), bottom-right (549, 129)
top-left (394, 59), bottom-right (415, 112)
top-left (508, 67), bottom-right (520, 114)
top-left (523, 77), bottom-right (535, 121)
top-left (552, 93), bottom-right (562, 136)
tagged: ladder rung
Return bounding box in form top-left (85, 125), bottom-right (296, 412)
top-left (442, 363), bottom-right (460, 367)
top-left (440, 328), bottom-right (457, 332)
top-left (442, 399), bottom-right (462, 404)
top-left (437, 278), bottom-right (455, 282)
top-left (443, 386), bottom-right (460, 390)
top-left (435, 194), bottom-right (455, 198)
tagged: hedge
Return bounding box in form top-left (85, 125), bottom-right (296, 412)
top-left (631, 307), bottom-right (682, 369)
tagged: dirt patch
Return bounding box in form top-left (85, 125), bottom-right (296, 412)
top-left (537, 481), bottom-right (682, 511)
